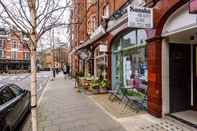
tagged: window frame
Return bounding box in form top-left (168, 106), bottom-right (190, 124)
top-left (0, 39), bottom-right (4, 48)
top-left (103, 4), bottom-right (110, 18)
top-left (11, 51), bottom-right (17, 60)
top-left (12, 40), bottom-right (17, 49)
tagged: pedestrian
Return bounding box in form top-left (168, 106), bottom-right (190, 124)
top-left (67, 65), bottom-right (70, 78)
top-left (52, 68), bottom-right (56, 80)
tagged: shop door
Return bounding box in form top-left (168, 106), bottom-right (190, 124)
top-left (193, 46), bottom-right (197, 110)
top-left (169, 44), bottom-right (191, 113)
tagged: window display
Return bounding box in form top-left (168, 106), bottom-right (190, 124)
top-left (94, 46), bottom-right (108, 79)
top-left (112, 29), bottom-right (147, 94)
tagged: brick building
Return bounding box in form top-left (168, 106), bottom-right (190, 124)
top-left (39, 47), bottom-right (69, 70)
top-left (70, 0), bottom-right (197, 127)
top-left (0, 28), bottom-right (30, 73)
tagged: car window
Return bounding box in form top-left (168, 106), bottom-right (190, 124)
top-left (0, 88), bottom-right (15, 105)
top-left (9, 85), bottom-right (23, 96)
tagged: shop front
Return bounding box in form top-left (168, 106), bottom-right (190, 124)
top-left (94, 44), bottom-right (108, 79)
top-left (145, 0), bottom-right (197, 126)
top-left (160, 2), bottom-right (197, 125)
top-left (111, 29), bottom-right (148, 104)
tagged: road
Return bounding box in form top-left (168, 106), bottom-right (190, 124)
top-left (0, 71), bottom-right (52, 97)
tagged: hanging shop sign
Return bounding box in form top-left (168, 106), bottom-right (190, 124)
top-left (189, 0), bottom-right (197, 13)
top-left (78, 49), bottom-right (91, 60)
top-left (99, 44), bottom-right (107, 52)
top-left (128, 6), bottom-right (153, 28)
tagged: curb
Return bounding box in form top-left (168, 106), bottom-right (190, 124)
top-left (38, 78), bottom-right (50, 106)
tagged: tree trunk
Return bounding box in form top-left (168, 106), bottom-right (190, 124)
top-left (27, 1), bottom-right (38, 130)
top-left (31, 49), bottom-right (38, 131)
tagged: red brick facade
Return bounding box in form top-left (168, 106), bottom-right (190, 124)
top-left (4, 31), bottom-right (29, 60)
top-left (146, 0), bottom-right (188, 117)
top-left (0, 29), bottom-right (30, 73)
top-left (69, 0), bottom-right (189, 118)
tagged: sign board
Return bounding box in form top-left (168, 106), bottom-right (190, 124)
top-left (128, 6), bottom-right (153, 28)
top-left (99, 45), bottom-right (107, 52)
top-left (189, 0), bottom-right (197, 13)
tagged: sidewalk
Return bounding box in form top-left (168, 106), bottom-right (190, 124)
top-left (28, 74), bottom-right (126, 131)
top-left (22, 74), bottom-right (196, 131)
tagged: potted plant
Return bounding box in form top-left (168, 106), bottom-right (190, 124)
top-left (91, 80), bottom-right (100, 94)
top-left (99, 79), bottom-right (108, 93)
top-left (75, 71), bottom-right (83, 88)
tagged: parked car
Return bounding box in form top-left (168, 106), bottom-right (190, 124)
top-left (0, 83), bottom-right (31, 131)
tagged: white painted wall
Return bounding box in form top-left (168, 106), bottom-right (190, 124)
top-left (162, 3), bottom-right (197, 37)
top-left (162, 38), bottom-right (170, 116)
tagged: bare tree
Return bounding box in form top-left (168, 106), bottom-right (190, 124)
top-left (0, 0), bottom-right (72, 131)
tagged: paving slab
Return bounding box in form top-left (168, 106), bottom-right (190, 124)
top-left (36, 75), bottom-right (126, 131)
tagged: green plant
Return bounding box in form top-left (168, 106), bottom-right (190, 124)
top-left (75, 71), bottom-right (83, 78)
top-left (99, 80), bottom-right (108, 89)
top-left (91, 80), bottom-right (100, 89)
top-left (127, 89), bottom-right (145, 99)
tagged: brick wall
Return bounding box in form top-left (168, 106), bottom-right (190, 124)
top-left (3, 31), bottom-right (29, 61)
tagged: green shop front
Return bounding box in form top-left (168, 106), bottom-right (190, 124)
top-left (111, 29), bottom-right (148, 104)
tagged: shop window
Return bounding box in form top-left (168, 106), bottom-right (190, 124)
top-left (111, 29), bottom-right (147, 99)
top-left (94, 45), bottom-right (108, 79)
top-left (122, 31), bottom-right (136, 48)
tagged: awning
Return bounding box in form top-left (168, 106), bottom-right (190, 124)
top-left (75, 25), bottom-right (106, 52)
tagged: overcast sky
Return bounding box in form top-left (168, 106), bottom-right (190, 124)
top-left (0, 0), bottom-right (71, 51)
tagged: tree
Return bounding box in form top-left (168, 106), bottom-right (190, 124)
top-left (0, 0), bottom-right (71, 131)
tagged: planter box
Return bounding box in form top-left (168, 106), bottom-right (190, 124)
top-left (99, 88), bottom-right (108, 94)
top-left (92, 88), bottom-right (100, 94)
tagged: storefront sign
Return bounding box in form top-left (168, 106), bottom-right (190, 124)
top-left (189, 0), bottom-right (197, 13)
top-left (99, 45), bottom-right (107, 52)
top-left (128, 6), bottom-right (153, 28)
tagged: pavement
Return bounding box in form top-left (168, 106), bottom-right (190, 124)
top-left (22, 73), bottom-right (126, 131)
top-left (21, 73), bottom-right (197, 131)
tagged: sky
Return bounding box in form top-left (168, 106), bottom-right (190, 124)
top-left (0, 0), bottom-right (71, 51)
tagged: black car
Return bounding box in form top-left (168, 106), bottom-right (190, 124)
top-left (0, 83), bottom-right (31, 131)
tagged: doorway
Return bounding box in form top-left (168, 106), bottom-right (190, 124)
top-left (193, 46), bottom-right (197, 110)
top-left (169, 44), bottom-right (191, 113)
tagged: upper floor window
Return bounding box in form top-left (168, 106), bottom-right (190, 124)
top-left (87, 15), bottom-right (97, 35)
top-left (0, 50), bottom-right (3, 58)
top-left (11, 51), bottom-right (17, 60)
top-left (92, 15), bottom-right (97, 32)
top-left (0, 39), bottom-right (4, 48)
top-left (103, 4), bottom-right (109, 18)
top-left (87, 19), bottom-right (91, 35)
top-left (12, 40), bottom-right (17, 49)
top-left (87, 0), bottom-right (97, 9)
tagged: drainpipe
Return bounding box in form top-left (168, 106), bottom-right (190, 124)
top-left (96, 0), bottom-right (100, 26)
